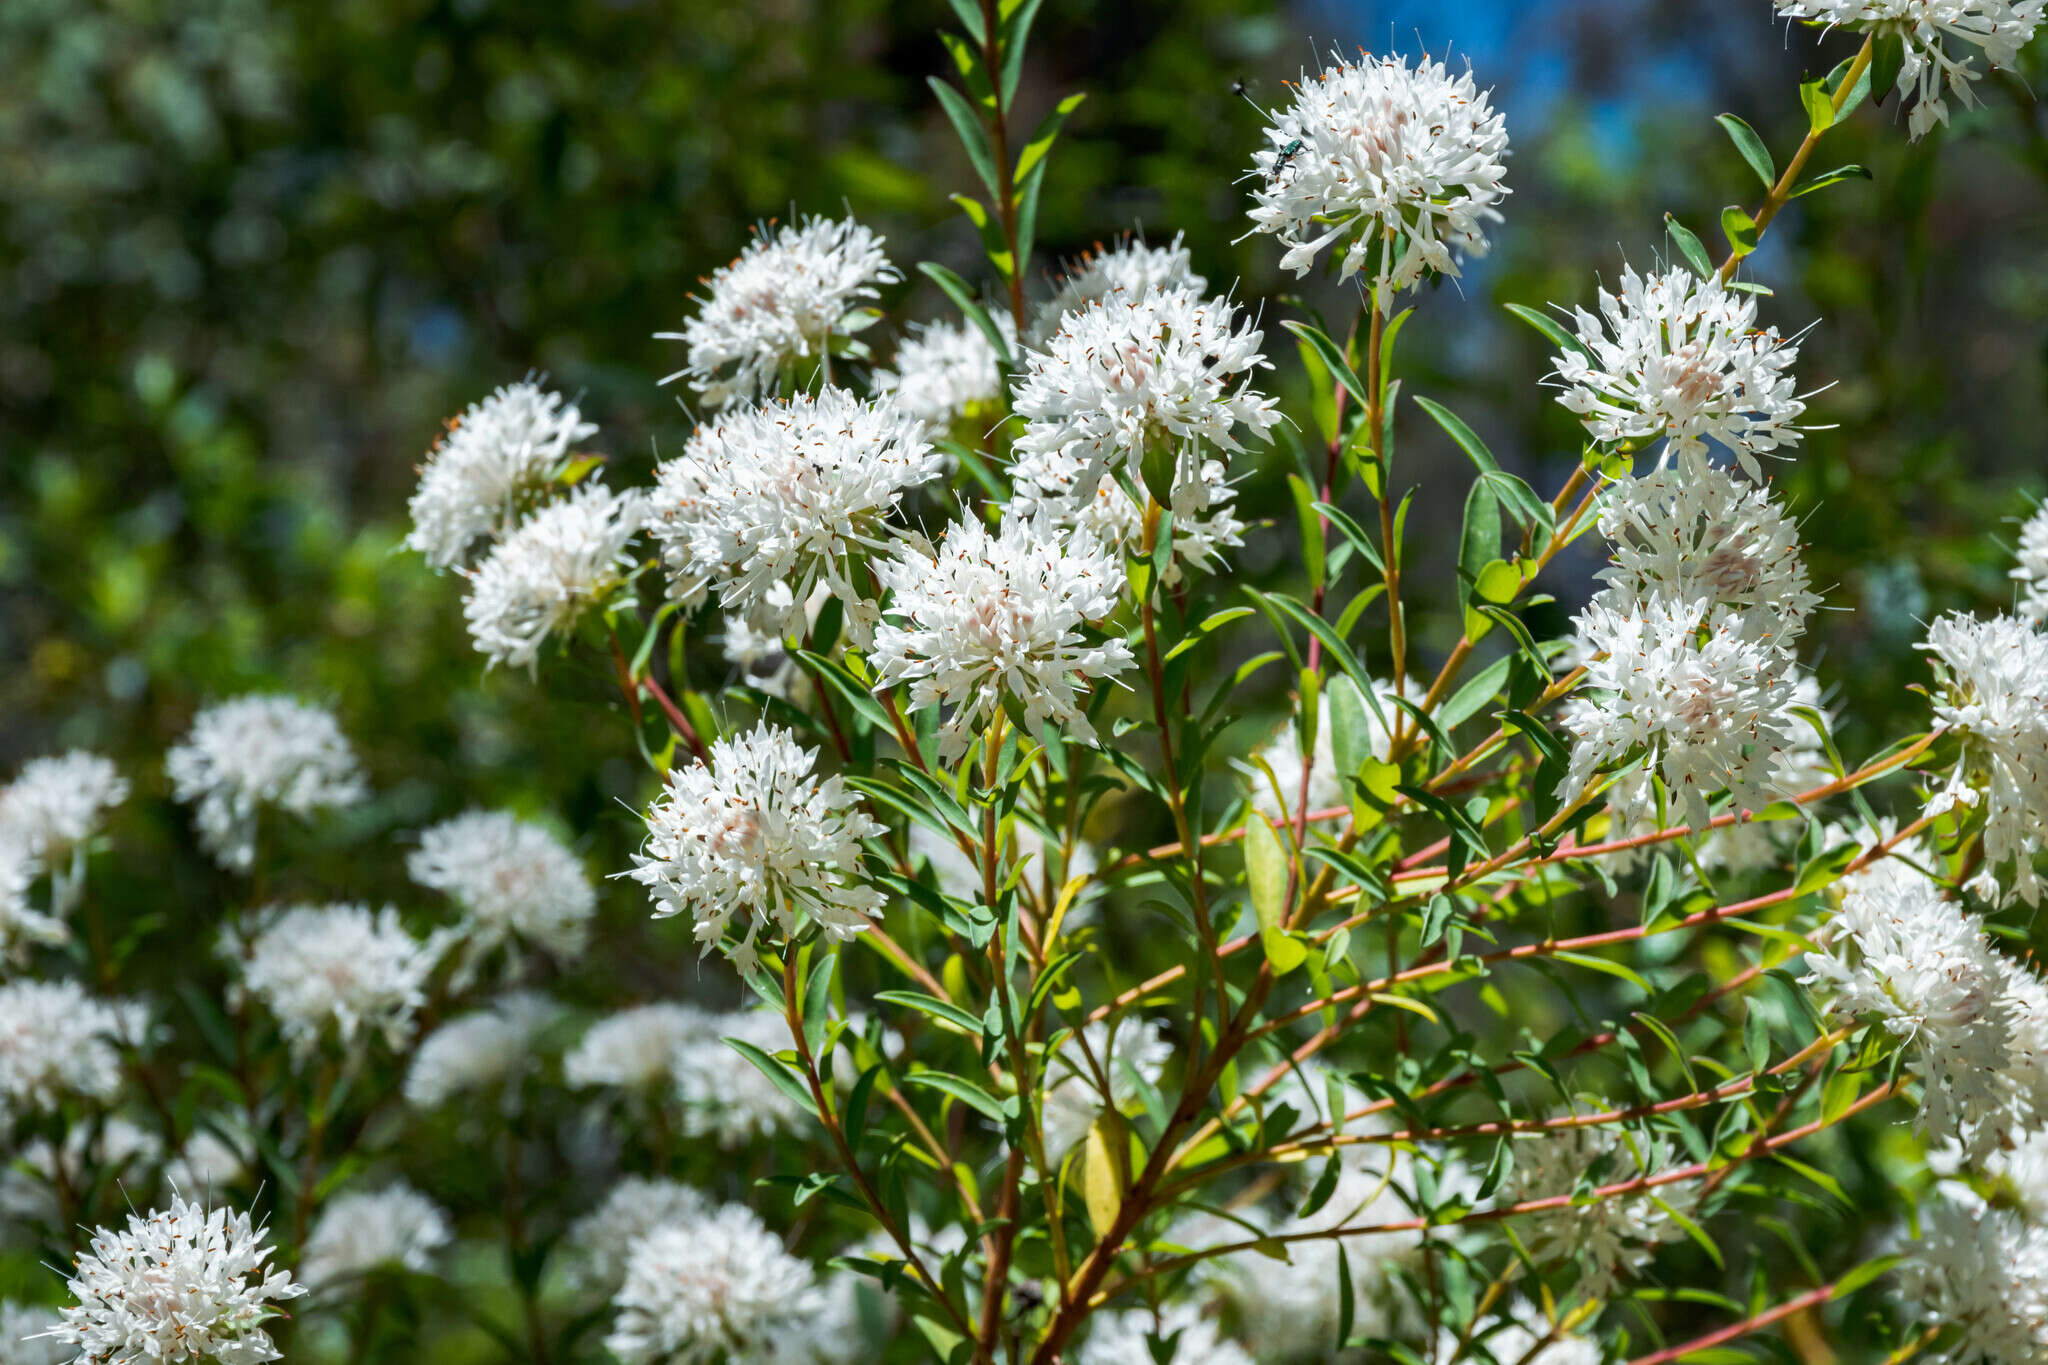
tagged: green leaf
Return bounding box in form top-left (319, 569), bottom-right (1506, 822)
top-left (1440, 655), bottom-right (1511, 731)
top-left (1413, 395), bottom-right (1498, 473)
top-left (1720, 205), bottom-right (1759, 259)
top-left (927, 76), bottom-right (1003, 201)
top-left (1715, 113), bottom-right (1775, 188)
top-left (998, 0), bottom-right (1046, 107)
top-left (723, 1036), bottom-right (820, 1119)
top-left (1473, 558), bottom-right (1522, 606)
top-left (1794, 839), bottom-right (1861, 897)
top-left (802, 952), bottom-right (837, 1058)
top-left (1871, 32), bottom-right (1906, 106)
top-left (1824, 49), bottom-right (1875, 120)
top-left (944, 0), bottom-right (987, 45)
top-left (904, 1072), bottom-right (1008, 1123)
top-left (1281, 320), bottom-right (1371, 413)
top-left (1799, 75), bottom-right (1835, 132)
top-left (916, 262), bottom-right (1013, 367)
top-left (1665, 213), bottom-right (1713, 276)
top-left (1015, 91), bottom-right (1085, 185)
top-left (1252, 588), bottom-right (1372, 694)
top-left (1551, 951), bottom-right (1652, 994)
top-left (1313, 500), bottom-right (1385, 573)
top-left (1245, 813), bottom-right (1307, 975)
top-left (1325, 675), bottom-right (1372, 777)
top-left (1789, 164), bottom-right (1872, 199)
top-left (1821, 1067), bottom-right (1862, 1125)
top-left (1288, 475), bottom-right (1326, 591)
top-left (843, 1062), bottom-right (883, 1154)
top-left (1457, 478), bottom-right (1500, 638)
top-left (874, 990), bottom-right (987, 1036)
top-left (1503, 302), bottom-right (1588, 359)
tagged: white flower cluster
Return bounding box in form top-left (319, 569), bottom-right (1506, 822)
top-left (405, 381), bottom-right (597, 569)
top-left (1774, 0), bottom-right (2045, 138)
top-left (0, 980), bottom-right (135, 1119)
top-left (1553, 265), bottom-right (1808, 478)
top-left (1246, 51), bottom-right (1510, 289)
top-left (1078, 1303), bottom-right (1252, 1365)
top-left (0, 1117), bottom-right (166, 1227)
top-left (875, 313), bottom-right (1014, 437)
top-left (49, 1193), bottom-right (303, 1365)
top-left (2012, 503), bottom-right (2048, 626)
top-left (627, 722), bottom-right (882, 972)
top-left (408, 810), bottom-right (595, 968)
top-left (1010, 284), bottom-right (1278, 517)
top-left (647, 387), bottom-right (940, 643)
top-left (671, 1007), bottom-right (813, 1147)
top-left (0, 750), bottom-right (126, 865)
top-left (1805, 862), bottom-right (2048, 1157)
top-left (1039, 1015), bottom-right (1173, 1155)
top-left (563, 1176), bottom-right (711, 1292)
top-left (404, 993), bottom-right (554, 1107)
top-left (298, 1184), bottom-right (453, 1294)
top-left (0, 842), bottom-right (65, 965)
top-left (1503, 1116), bottom-right (1697, 1301)
top-left (1247, 685), bottom-right (1399, 824)
top-left (565, 1002), bottom-right (704, 1089)
top-left (166, 695), bottom-right (367, 874)
top-left (462, 481), bottom-right (649, 671)
top-left (1922, 611), bottom-right (2048, 904)
top-left (1032, 234), bottom-right (1206, 342)
top-left (604, 1204), bottom-right (821, 1365)
top-left (659, 215), bottom-right (899, 408)
top-left (871, 515), bottom-right (1135, 761)
top-left (230, 903), bottom-right (447, 1055)
top-left (1899, 1194), bottom-right (2048, 1364)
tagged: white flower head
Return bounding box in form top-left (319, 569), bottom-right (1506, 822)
top-left (672, 1009), bottom-right (812, 1148)
top-left (647, 387), bottom-right (941, 643)
top-left (1898, 1195), bottom-right (2048, 1364)
top-left (409, 811), bottom-right (595, 967)
top-left (2012, 503), bottom-right (2048, 626)
top-left (406, 381), bottom-right (598, 569)
top-left (626, 722), bottom-right (882, 973)
top-left (1504, 1116), bottom-right (1696, 1301)
top-left (1032, 233), bottom-right (1206, 342)
top-left (462, 480), bottom-right (648, 672)
top-left (404, 993), bottom-right (556, 1108)
top-left (229, 904), bottom-right (447, 1055)
top-left (1696, 669), bottom-right (1834, 873)
top-left (604, 1204), bottom-right (820, 1365)
top-left (563, 1176), bottom-right (711, 1294)
top-left (1803, 872), bottom-right (2037, 1156)
top-left (1079, 1303), bottom-right (1252, 1365)
top-left (1559, 591), bottom-right (1804, 831)
top-left (875, 313), bottom-right (1015, 437)
top-left (1596, 461), bottom-right (1821, 642)
top-left (1921, 612), bottom-right (2048, 904)
top-left (1774, 1), bottom-right (2046, 139)
top-left (1010, 285), bottom-right (1280, 510)
top-left (0, 980), bottom-right (134, 1119)
top-left (2, 1118), bottom-right (166, 1226)
top-left (48, 1193), bottom-right (304, 1365)
top-left (0, 843), bottom-right (66, 964)
top-left (163, 1129), bottom-right (248, 1197)
top-left (0, 751), bottom-right (126, 864)
top-left (1246, 49), bottom-right (1510, 290)
top-left (298, 1184), bottom-right (452, 1294)
top-left (1007, 439), bottom-right (1245, 588)
top-left (1040, 1015), bottom-right (1173, 1156)
top-left (870, 515), bottom-right (1136, 761)
top-left (166, 696), bottom-right (368, 874)
top-left (565, 1002), bottom-right (708, 1090)
top-left (1552, 265), bottom-right (1807, 478)
top-left (659, 215), bottom-right (899, 409)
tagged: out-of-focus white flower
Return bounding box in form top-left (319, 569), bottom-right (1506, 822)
top-left (563, 1177), bottom-right (711, 1294)
top-left (48, 1193), bottom-right (303, 1365)
top-left (565, 1003), bottom-right (707, 1090)
top-left (1031, 234), bottom-right (1206, 342)
top-left (604, 1204), bottom-right (821, 1365)
top-left (647, 388), bottom-right (940, 644)
top-left (1439, 1300), bottom-right (1603, 1365)
top-left (874, 314), bottom-right (1014, 437)
top-left (166, 695), bottom-right (368, 874)
top-left (1597, 462), bottom-right (1820, 641)
top-left (0, 1300), bottom-right (66, 1365)
top-left (1922, 612), bottom-right (2048, 904)
top-left (1040, 1016), bottom-right (1173, 1155)
top-left (298, 1184), bottom-right (452, 1294)
top-left (870, 515), bottom-right (1135, 761)
top-left (0, 980), bottom-right (133, 1119)
top-left (0, 844), bottom-right (66, 964)
top-left (1503, 1116), bottom-right (1696, 1301)
top-left (1559, 591), bottom-right (1803, 831)
top-left (1246, 50), bottom-right (1509, 289)
top-left (409, 811), bottom-right (595, 968)
top-left (406, 381), bottom-right (598, 569)
top-left (1011, 285), bottom-right (1279, 511)
top-left (1804, 872), bottom-right (2038, 1157)
top-left (2013, 503), bottom-right (2048, 626)
top-left (163, 1129), bottom-right (248, 1198)
top-left (404, 993), bottom-right (556, 1108)
top-left (906, 820), bottom-right (1099, 918)
top-left (1994, 1125), bottom-right (2048, 1221)
top-left (1079, 1303), bottom-right (1252, 1365)
top-left (1774, 1), bottom-right (2045, 139)
top-left (1007, 438), bottom-right (1244, 588)
top-left (626, 722), bottom-right (882, 973)
top-left (229, 904), bottom-right (447, 1055)
top-left (658, 216), bottom-right (899, 409)
top-left (1, 1118), bottom-right (166, 1226)
top-left (672, 1009), bottom-right (812, 1148)
top-left (1898, 1195), bottom-right (2048, 1364)
top-left (462, 481), bottom-right (648, 672)
top-left (0, 752), bottom-right (126, 864)
top-left (1247, 684), bottom-right (1399, 825)
top-left (1552, 266), bottom-right (1807, 478)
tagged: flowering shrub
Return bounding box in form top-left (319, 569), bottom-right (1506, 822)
top-left (9, 4), bottom-right (2048, 1364)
